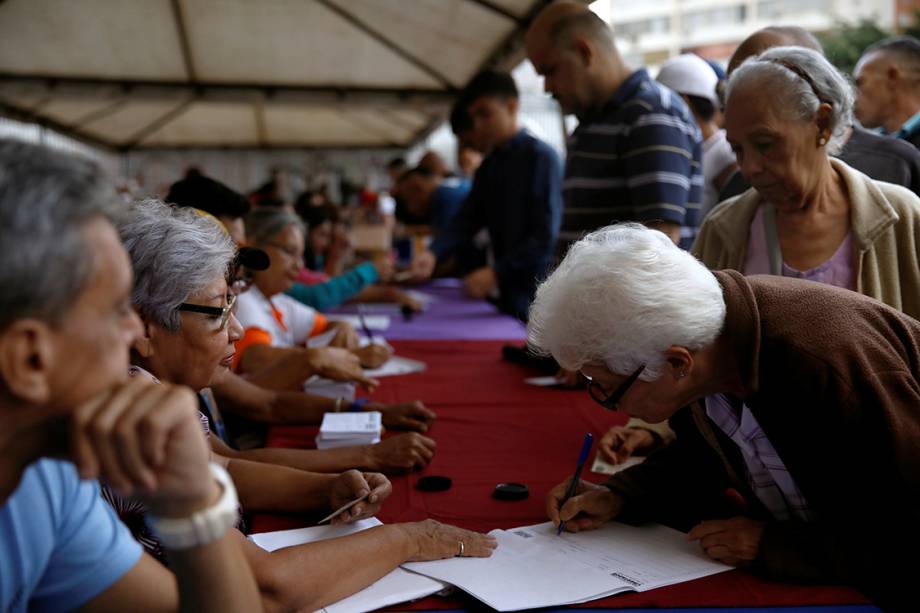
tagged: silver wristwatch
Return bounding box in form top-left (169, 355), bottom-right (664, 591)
top-left (146, 463), bottom-right (239, 550)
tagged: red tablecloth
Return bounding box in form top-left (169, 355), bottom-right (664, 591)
top-left (251, 340), bottom-right (869, 609)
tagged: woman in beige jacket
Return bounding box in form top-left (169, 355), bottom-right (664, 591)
top-left (604, 45), bottom-right (920, 464)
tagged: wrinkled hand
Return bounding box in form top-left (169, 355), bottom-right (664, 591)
top-left (367, 432), bottom-right (437, 473)
top-left (328, 470), bottom-right (392, 524)
top-left (307, 347), bottom-right (379, 390)
top-left (370, 401), bottom-right (436, 432)
top-left (329, 322), bottom-right (361, 349)
top-left (410, 250), bottom-right (436, 281)
top-left (598, 426), bottom-right (657, 464)
top-left (400, 519), bottom-right (497, 561)
top-left (352, 343), bottom-right (393, 369)
top-left (71, 378), bottom-right (217, 518)
top-left (547, 478), bottom-right (623, 533)
top-left (463, 266), bottom-right (498, 299)
top-left (687, 516), bottom-right (764, 566)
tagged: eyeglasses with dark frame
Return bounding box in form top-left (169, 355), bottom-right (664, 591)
top-left (176, 294), bottom-right (237, 331)
top-left (585, 364), bottom-right (646, 410)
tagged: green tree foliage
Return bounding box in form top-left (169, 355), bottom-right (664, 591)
top-left (819, 20), bottom-right (891, 76)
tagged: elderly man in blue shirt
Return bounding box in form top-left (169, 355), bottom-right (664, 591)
top-left (0, 139), bottom-right (261, 612)
top-left (412, 70), bottom-right (564, 322)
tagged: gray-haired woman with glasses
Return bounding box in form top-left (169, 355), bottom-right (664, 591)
top-left (528, 223), bottom-right (920, 610)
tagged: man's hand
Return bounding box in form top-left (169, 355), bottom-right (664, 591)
top-left (328, 470), bottom-right (392, 524)
top-left (463, 266), bottom-right (497, 299)
top-left (410, 250), bottom-right (436, 281)
top-left (370, 401), bottom-right (437, 432)
top-left (598, 426), bottom-right (657, 464)
top-left (70, 378), bottom-right (217, 518)
top-left (306, 347), bottom-right (379, 390)
top-left (366, 432), bottom-right (437, 473)
top-left (546, 478), bottom-right (623, 533)
top-left (352, 343), bottom-right (393, 369)
top-left (329, 322), bottom-right (360, 349)
top-left (687, 516), bottom-right (765, 566)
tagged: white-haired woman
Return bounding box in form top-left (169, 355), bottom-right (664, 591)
top-left (529, 224), bottom-right (919, 610)
top-left (113, 200), bottom-right (495, 610)
top-left (605, 46), bottom-right (920, 465)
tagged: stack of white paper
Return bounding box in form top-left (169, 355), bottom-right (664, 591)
top-left (316, 411), bottom-right (382, 449)
top-left (249, 518), bottom-right (448, 613)
top-left (402, 521), bottom-right (730, 612)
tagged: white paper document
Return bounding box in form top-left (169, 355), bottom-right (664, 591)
top-left (364, 356), bottom-right (426, 378)
top-left (590, 455), bottom-right (645, 476)
top-left (249, 518), bottom-right (447, 613)
top-left (402, 521), bottom-right (730, 611)
top-left (327, 314), bottom-right (391, 331)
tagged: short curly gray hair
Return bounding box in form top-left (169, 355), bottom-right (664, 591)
top-left (727, 46), bottom-right (854, 155)
top-left (118, 199), bottom-right (235, 332)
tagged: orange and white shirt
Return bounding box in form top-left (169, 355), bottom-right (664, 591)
top-left (233, 285), bottom-right (329, 369)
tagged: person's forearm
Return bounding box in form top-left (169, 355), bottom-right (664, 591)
top-left (227, 458), bottom-right (337, 513)
top-left (250, 525), bottom-right (413, 612)
top-left (236, 445), bottom-right (376, 473)
top-left (241, 346), bottom-right (317, 391)
top-left (171, 533), bottom-right (263, 613)
top-left (213, 375), bottom-right (335, 424)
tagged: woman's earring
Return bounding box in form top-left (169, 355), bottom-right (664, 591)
top-left (818, 137), bottom-right (827, 146)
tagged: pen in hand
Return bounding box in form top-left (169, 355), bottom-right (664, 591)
top-left (357, 304), bottom-right (375, 342)
top-left (557, 432), bottom-right (594, 535)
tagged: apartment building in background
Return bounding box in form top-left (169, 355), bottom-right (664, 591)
top-left (591, 0), bottom-right (913, 66)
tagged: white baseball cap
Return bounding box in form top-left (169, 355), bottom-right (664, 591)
top-left (656, 53), bottom-right (720, 105)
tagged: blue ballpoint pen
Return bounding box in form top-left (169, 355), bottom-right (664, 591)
top-left (557, 432), bottom-right (594, 535)
top-left (357, 304), bottom-right (375, 341)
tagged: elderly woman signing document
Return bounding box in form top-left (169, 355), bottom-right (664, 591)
top-left (529, 224), bottom-right (919, 610)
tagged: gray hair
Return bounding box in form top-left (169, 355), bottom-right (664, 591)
top-left (118, 199), bottom-right (235, 332)
top-left (726, 46), bottom-right (854, 155)
top-left (244, 207), bottom-right (305, 247)
top-left (527, 224), bottom-right (726, 380)
top-left (0, 139), bottom-right (119, 331)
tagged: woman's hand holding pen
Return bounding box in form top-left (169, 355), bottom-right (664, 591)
top-left (546, 479), bottom-right (623, 533)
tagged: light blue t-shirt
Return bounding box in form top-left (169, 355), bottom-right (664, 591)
top-left (0, 459), bottom-right (142, 613)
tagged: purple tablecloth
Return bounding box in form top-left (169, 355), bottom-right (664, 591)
top-left (331, 278), bottom-right (527, 341)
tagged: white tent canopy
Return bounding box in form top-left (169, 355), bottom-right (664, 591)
top-left (0, 0), bottom-right (551, 151)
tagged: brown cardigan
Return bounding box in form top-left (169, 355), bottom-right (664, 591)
top-left (606, 270), bottom-right (920, 609)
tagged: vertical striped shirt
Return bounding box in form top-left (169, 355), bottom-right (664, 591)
top-left (562, 69), bottom-right (703, 250)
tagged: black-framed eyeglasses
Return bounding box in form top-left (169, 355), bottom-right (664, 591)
top-left (176, 294), bottom-right (237, 331)
top-left (585, 364), bottom-right (646, 410)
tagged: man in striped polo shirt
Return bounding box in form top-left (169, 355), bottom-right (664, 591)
top-left (526, 1), bottom-right (704, 251)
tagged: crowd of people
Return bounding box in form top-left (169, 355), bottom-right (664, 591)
top-left (2, 1), bottom-right (919, 611)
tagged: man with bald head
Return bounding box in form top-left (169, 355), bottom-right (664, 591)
top-left (854, 36), bottom-right (920, 149)
top-left (526, 1), bottom-right (703, 250)
top-left (726, 26), bottom-right (822, 74)
top-left (719, 28), bottom-right (920, 200)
